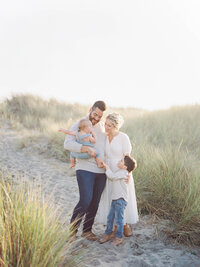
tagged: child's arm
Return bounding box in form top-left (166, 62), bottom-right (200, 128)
top-left (58, 128), bottom-right (77, 137)
top-left (102, 162), bottom-right (128, 181)
top-left (106, 169), bottom-right (128, 181)
top-left (88, 129), bottom-right (97, 144)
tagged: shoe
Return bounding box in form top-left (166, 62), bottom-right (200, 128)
top-left (112, 237), bottom-right (123, 246)
top-left (81, 231), bottom-right (98, 241)
top-left (110, 225), bottom-right (117, 238)
top-left (99, 233), bottom-right (113, 244)
top-left (123, 224), bottom-right (132, 237)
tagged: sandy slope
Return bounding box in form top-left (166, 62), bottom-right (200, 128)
top-left (0, 123), bottom-right (200, 267)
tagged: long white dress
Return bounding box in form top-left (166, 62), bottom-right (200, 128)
top-left (96, 132), bottom-right (139, 224)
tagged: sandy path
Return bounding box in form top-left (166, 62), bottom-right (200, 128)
top-left (0, 123), bottom-right (200, 267)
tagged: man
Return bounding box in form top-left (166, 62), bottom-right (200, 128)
top-left (64, 101), bottom-right (107, 241)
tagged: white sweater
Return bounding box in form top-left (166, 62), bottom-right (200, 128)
top-left (64, 117), bottom-right (106, 173)
top-left (106, 168), bottom-right (129, 202)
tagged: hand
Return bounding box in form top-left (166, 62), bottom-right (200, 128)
top-left (58, 128), bottom-right (65, 132)
top-left (102, 162), bottom-right (109, 170)
top-left (117, 160), bottom-right (124, 169)
top-left (125, 173), bottom-right (130, 184)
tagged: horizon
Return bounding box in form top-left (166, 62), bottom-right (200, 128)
top-left (1, 92), bottom-right (199, 112)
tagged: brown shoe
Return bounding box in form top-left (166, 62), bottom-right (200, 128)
top-left (112, 237), bottom-right (123, 246)
top-left (81, 231), bottom-right (98, 241)
top-left (110, 225), bottom-right (117, 238)
top-left (123, 224), bottom-right (132, 237)
top-left (99, 233), bottom-right (113, 244)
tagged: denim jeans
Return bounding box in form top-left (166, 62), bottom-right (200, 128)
top-left (105, 198), bottom-right (127, 238)
top-left (70, 170), bottom-right (106, 233)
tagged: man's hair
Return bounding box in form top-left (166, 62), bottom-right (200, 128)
top-left (124, 155), bottom-right (137, 173)
top-left (92, 101), bottom-right (106, 111)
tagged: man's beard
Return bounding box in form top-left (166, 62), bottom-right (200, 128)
top-left (89, 112), bottom-right (100, 125)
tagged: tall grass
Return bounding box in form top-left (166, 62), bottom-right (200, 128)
top-left (123, 105), bottom-right (200, 158)
top-left (128, 105), bottom-right (200, 245)
top-left (134, 144), bottom-right (200, 244)
top-left (0, 94), bottom-right (90, 161)
top-left (0, 172), bottom-right (76, 267)
top-left (0, 94), bottom-right (89, 130)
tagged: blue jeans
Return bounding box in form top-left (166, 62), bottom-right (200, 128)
top-left (105, 198), bottom-right (127, 238)
top-left (70, 170), bottom-right (106, 233)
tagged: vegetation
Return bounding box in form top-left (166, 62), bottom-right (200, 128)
top-left (0, 171), bottom-right (77, 267)
top-left (0, 94), bottom-right (200, 246)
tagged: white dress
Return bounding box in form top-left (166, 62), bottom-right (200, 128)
top-left (96, 132), bottom-right (139, 224)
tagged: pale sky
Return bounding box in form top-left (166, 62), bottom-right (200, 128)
top-left (0, 0), bottom-right (200, 110)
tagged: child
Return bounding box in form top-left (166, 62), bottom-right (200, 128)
top-left (59, 118), bottom-right (102, 168)
top-left (99, 155), bottom-right (137, 246)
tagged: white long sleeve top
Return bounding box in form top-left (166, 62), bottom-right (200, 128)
top-left (64, 117), bottom-right (106, 173)
top-left (106, 168), bottom-right (129, 202)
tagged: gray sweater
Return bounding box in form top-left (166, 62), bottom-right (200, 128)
top-left (64, 117), bottom-right (106, 173)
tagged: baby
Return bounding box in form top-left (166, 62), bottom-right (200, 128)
top-left (59, 118), bottom-right (102, 168)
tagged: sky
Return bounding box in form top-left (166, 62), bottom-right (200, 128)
top-left (0, 0), bottom-right (200, 110)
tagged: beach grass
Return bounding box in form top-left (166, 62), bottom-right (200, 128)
top-left (0, 171), bottom-right (77, 267)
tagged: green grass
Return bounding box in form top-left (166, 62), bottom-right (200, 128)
top-left (0, 171), bottom-right (77, 267)
top-left (133, 144), bottom-right (200, 244)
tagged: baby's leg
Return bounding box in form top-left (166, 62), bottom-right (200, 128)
top-left (70, 152), bottom-right (76, 168)
top-left (70, 158), bottom-right (76, 168)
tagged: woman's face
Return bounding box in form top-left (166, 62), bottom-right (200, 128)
top-left (105, 118), bottom-right (115, 135)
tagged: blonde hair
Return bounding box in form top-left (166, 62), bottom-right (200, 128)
top-left (106, 113), bottom-right (124, 129)
top-left (78, 119), bottom-right (91, 130)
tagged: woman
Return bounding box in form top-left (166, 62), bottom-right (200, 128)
top-left (96, 113), bottom-right (139, 236)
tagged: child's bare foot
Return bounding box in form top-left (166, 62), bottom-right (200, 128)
top-left (70, 159), bottom-right (76, 168)
top-left (70, 163), bottom-right (75, 168)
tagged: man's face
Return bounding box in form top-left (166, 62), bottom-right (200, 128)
top-left (89, 107), bottom-right (103, 125)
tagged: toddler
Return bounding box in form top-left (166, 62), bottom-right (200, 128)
top-left (59, 119), bottom-right (102, 168)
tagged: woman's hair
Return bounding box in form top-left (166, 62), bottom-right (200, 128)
top-left (78, 119), bottom-right (91, 130)
top-left (106, 113), bottom-right (124, 129)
